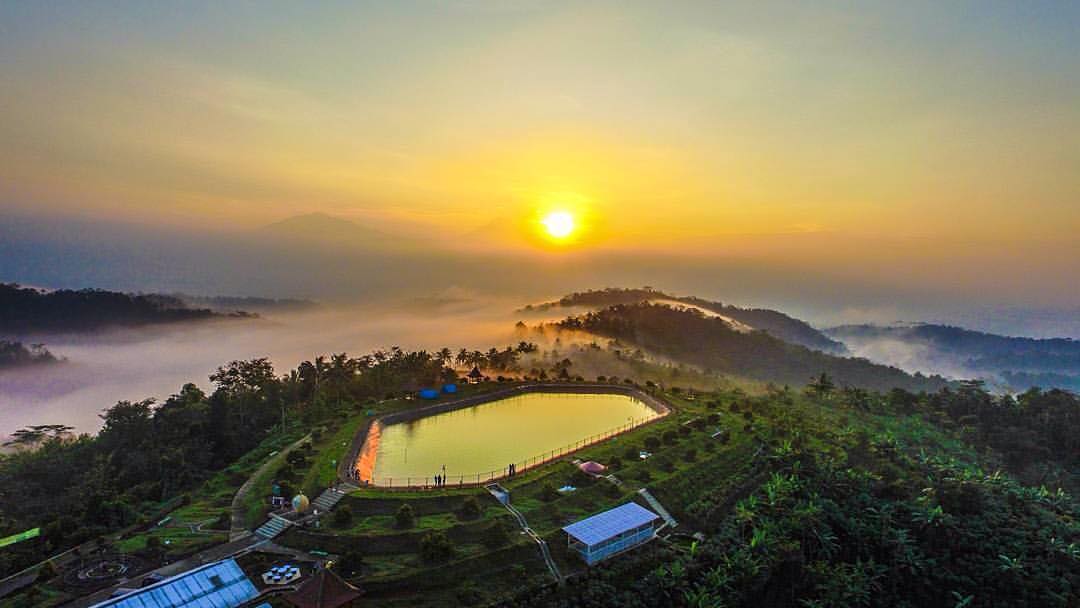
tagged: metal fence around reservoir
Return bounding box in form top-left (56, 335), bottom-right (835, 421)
top-left (362, 414), bottom-right (660, 489)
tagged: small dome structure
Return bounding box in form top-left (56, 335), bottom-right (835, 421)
top-left (292, 493), bottom-right (310, 513)
top-left (578, 461), bottom-right (607, 475)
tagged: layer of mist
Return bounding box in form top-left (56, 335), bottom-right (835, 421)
top-left (0, 296), bottom-right (551, 436)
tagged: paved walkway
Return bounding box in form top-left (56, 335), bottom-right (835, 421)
top-left (230, 433), bottom-right (311, 541)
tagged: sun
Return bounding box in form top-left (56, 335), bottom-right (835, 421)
top-left (541, 211), bottom-right (576, 239)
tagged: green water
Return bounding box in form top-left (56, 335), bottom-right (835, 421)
top-left (370, 392), bottom-right (660, 485)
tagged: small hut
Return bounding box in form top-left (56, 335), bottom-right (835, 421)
top-left (467, 366), bottom-right (484, 383)
top-left (563, 502), bottom-right (659, 565)
top-left (578, 461), bottom-right (607, 476)
top-left (285, 567), bottom-right (362, 608)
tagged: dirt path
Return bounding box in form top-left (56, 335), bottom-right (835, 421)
top-left (230, 433), bottom-right (311, 541)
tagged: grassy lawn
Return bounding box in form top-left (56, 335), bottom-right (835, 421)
top-left (114, 525), bottom-right (226, 555)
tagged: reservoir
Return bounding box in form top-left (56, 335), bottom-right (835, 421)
top-left (355, 391), bottom-right (664, 487)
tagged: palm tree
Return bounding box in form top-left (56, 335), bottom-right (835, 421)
top-left (436, 348), bottom-right (453, 365)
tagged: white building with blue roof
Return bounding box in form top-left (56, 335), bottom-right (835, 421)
top-left (562, 502), bottom-right (660, 565)
top-left (89, 558), bottom-right (259, 608)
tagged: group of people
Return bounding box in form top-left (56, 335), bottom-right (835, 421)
top-left (433, 472), bottom-right (449, 487)
top-left (507, 462), bottom-right (518, 477)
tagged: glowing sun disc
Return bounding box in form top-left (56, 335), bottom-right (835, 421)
top-left (541, 211), bottom-right (575, 239)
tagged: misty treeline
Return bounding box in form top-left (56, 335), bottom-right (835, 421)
top-left (0, 343), bottom-right (538, 576)
top-left (0, 340), bottom-right (59, 369)
top-left (0, 283), bottom-right (248, 333)
top-left (531, 287), bottom-right (845, 353)
top-left (559, 302), bottom-right (950, 393)
top-left (503, 383), bottom-right (1080, 608)
top-left (827, 323), bottom-right (1080, 392)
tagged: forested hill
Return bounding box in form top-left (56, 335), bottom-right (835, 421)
top-left (828, 323), bottom-right (1080, 392)
top-left (0, 340), bottom-right (60, 369)
top-left (176, 294), bottom-right (317, 314)
top-left (677, 295), bottom-right (845, 353)
top-left (558, 302), bottom-right (950, 392)
top-left (0, 283), bottom-right (252, 333)
top-left (529, 288), bottom-right (844, 353)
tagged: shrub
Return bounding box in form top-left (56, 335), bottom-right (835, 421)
top-left (212, 511), bottom-right (231, 530)
top-left (395, 504), bottom-right (415, 529)
top-left (704, 440), bottom-right (717, 452)
top-left (644, 436), bottom-right (661, 451)
top-left (336, 550), bottom-right (365, 578)
top-left (458, 496), bottom-right (482, 520)
top-left (637, 468), bottom-right (653, 482)
top-left (623, 445), bottom-right (640, 461)
top-left (481, 520), bottom-right (511, 549)
top-left (683, 448), bottom-right (698, 462)
top-left (678, 425), bottom-right (692, 436)
top-left (656, 456), bottom-right (676, 473)
top-left (332, 505), bottom-right (353, 528)
top-left (539, 483), bottom-right (560, 502)
top-left (608, 456), bottom-right (622, 469)
top-left (663, 430), bottom-right (680, 445)
top-left (456, 581), bottom-right (487, 606)
top-left (706, 413), bottom-right (720, 425)
top-left (570, 468), bottom-right (594, 487)
top-left (419, 530), bottom-right (455, 563)
top-left (35, 561), bottom-right (58, 583)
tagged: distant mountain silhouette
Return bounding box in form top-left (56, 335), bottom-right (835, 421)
top-left (259, 213), bottom-right (404, 249)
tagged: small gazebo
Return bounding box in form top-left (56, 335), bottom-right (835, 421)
top-left (285, 567), bottom-right (361, 608)
top-left (467, 366), bottom-right (484, 383)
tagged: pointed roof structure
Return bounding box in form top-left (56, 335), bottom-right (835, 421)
top-left (284, 567), bottom-right (361, 608)
top-left (467, 366), bottom-right (483, 380)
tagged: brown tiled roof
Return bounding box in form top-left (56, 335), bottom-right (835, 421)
top-left (284, 568), bottom-right (361, 608)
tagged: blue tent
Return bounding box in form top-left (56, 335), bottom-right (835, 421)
top-left (419, 388), bottom-right (439, 400)
top-left (442, 383), bottom-right (458, 394)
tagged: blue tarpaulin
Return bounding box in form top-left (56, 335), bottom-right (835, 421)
top-left (442, 383), bottom-right (458, 393)
top-left (419, 388), bottom-right (439, 399)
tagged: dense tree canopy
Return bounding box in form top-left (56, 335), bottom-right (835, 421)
top-left (0, 283), bottom-right (245, 333)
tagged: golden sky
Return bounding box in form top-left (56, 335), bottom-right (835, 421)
top-left (1, 1), bottom-right (1078, 253)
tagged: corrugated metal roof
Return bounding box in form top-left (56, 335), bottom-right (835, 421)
top-left (89, 558), bottom-right (259, 608)
top-left (562, 502), bottom-right (659, 545)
